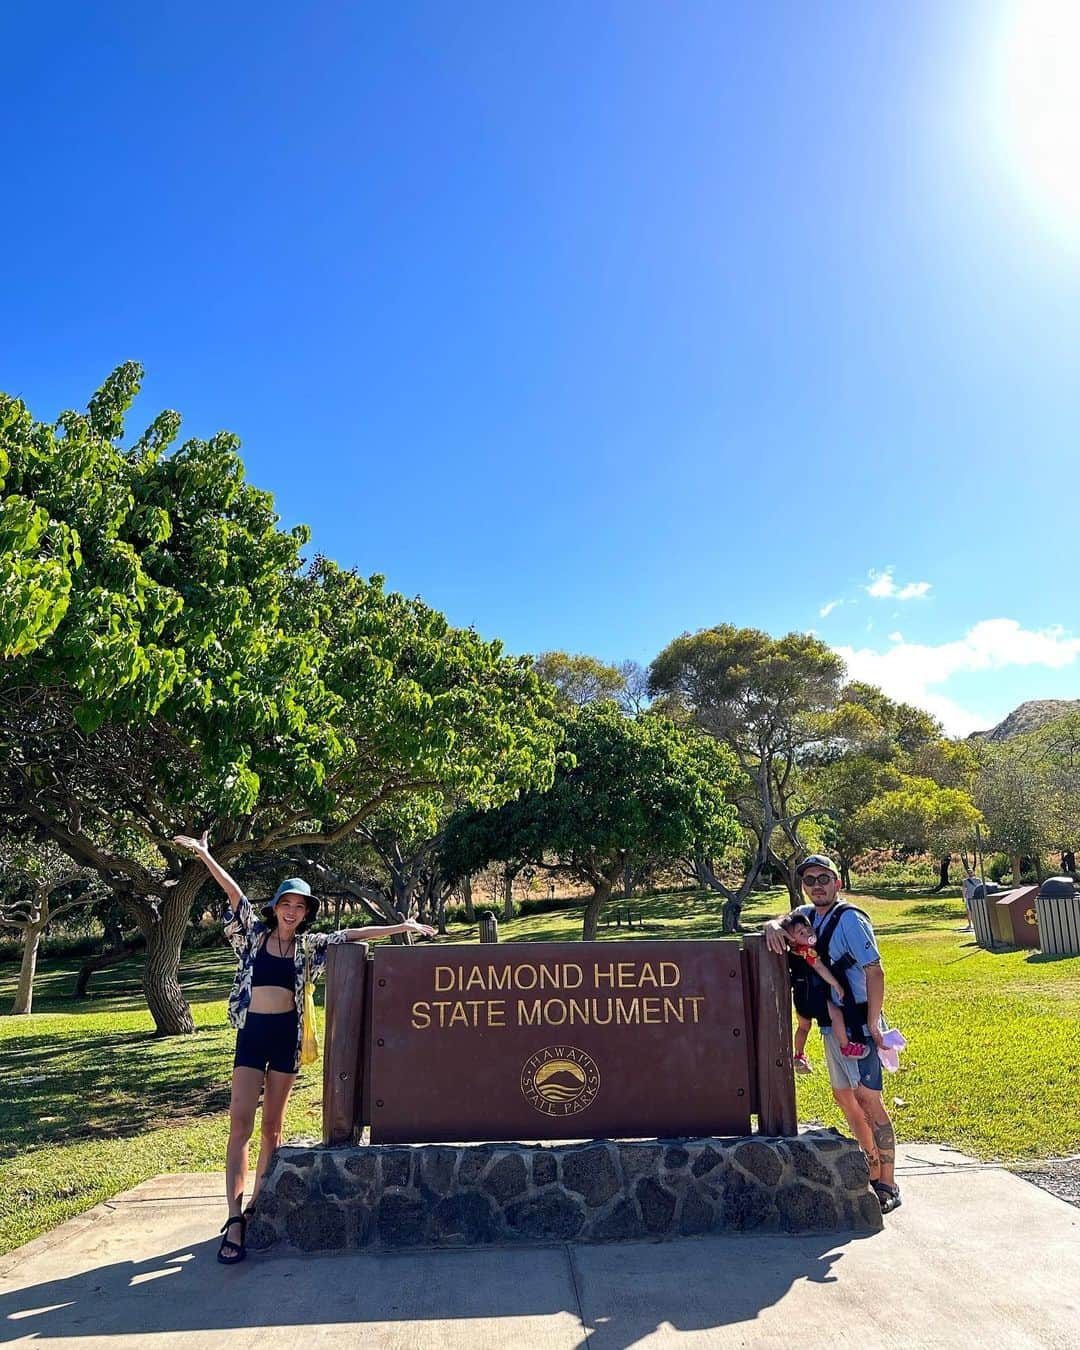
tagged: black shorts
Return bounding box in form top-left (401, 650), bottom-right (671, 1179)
top-left (234, 1010), bottom-right (299, 1075)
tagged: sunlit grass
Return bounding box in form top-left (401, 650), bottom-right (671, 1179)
top-left (1, 884), bottom-right (1077, 1254)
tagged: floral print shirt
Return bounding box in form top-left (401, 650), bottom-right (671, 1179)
top-left (223, 892), bottom-right (349, 1066)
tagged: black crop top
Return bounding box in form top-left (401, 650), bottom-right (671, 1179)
top-left (251, 938), bottom-right (296, 991)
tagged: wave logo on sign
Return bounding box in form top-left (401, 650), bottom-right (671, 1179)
top-left (520, 1045), bottom-right (600, 1116)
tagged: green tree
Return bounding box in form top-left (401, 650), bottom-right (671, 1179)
top-left (442, 703), bottom-right (741, 940)
top-left (854, 775), bottom-right (982, 865)
top-left (648, 625), bottom-right (844, 914)
top-left (807, 690), bottom-right (965, 887)
top-left (304, 791), bottom-right (460, 934)
top-left (1, 367), bottom-right (561, 1034)
top-left (974, 747), bottom-right (1060, 884)
top-left (811, 754), bottom-right (901, 888)
top-left (533, 651), bottom-right (626, 708)
top-left (0, 838), bottom-right (101, 1014)
top-left (837, 682), bottom-right (940, 756)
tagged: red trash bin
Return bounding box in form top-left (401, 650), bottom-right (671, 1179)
top-left (995, 886), bottom-right (1040, 948)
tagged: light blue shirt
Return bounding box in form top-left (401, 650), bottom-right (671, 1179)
top-left (795, 903), bottom-right (880, 1006)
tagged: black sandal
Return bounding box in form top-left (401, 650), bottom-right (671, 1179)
top-left (871, 1181), bottom-right (902, 1214)
top-left (217, 1214), bottom-right (247, 1264)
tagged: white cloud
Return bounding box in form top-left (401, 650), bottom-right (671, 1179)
top-left (866, 569), bottom-right (896, 598)
top-left (888, 631), bottom-right (904, 642)
top-left (865, 568), bottom-right (931, 601)
top-left (834, 619), bottom-right (1080, 736)
top-left (896, 581), bottom-right (931, 600)
top-left (819, 600), bottom-right (841, 618)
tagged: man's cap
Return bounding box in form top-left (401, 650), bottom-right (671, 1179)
top-left (795, 854), bottom-right (840, 878)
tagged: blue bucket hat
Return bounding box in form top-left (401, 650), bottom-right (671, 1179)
top-left (262, 876), bottom-right (319, 928)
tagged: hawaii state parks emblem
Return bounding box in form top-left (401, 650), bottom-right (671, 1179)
top-left (520, 1045), bottom-right (600, 1117)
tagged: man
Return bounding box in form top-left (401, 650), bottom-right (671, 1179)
top-left (765, 854), bottom-right (901, 1214)
top-left (960, 870), bottom-right (981, 932)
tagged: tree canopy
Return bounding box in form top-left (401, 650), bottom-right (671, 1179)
top-left (442, 702), bottom-right (741, 939)
top-left (1, 366), bottom-right (562, 1032)
top-left (533, 651), bottom-right (626, 708)
top-left (648, 624), bottom-right (845, 915)
top-left (854, 775), bottom-right (982, 858)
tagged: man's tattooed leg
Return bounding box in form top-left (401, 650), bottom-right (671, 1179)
top-left (872, 1120), bottom-right (896, 1169)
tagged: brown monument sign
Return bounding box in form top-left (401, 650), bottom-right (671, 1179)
top-left (367, 940), bottom-right (751, 1143)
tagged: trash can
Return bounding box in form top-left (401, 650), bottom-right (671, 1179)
top-left (1037, 880), bottom-right (1080, 956)
top-left (989, 892), bottom-right (1016, 946)
top-left (968, 893), bottom-right (996, 950)
top-left (478, 911), bottom-right (499, 944)
top-left (995, 886), bottom-right (1040, 948)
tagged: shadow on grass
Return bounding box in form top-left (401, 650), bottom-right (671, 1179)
top-left (848, 884), bottom-right (962, 902)
top-left (0, 1024), bottom-right (235, 1152)
top-left (905, 901), bottom-right (968, 921)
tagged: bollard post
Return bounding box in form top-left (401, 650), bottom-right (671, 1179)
top-left (478, 911), bottom-right (499, 943)
top-left (322, 942), bottom-right (369, 1145)
top-left (743, 934), bottom-right (797, 1136)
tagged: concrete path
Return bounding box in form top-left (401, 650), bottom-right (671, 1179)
top-left (1, 1144), bottom-right (1077, 1349)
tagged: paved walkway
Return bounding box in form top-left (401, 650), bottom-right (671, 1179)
top-left (1, 1145), bottom-right (1077, 1349)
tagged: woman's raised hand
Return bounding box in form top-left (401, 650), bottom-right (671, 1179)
top-left (403, 919), bottom-right (438, 938)
top-left (173, 830), bottom-right (210, 856)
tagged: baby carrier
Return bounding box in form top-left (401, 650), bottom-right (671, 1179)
top-left (787, 902), bottom-right (871, 1039)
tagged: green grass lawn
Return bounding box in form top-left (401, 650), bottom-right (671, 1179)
top-left (1, 885), bottom-right (1077, 1255)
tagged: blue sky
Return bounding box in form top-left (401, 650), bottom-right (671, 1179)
top-left (4, 2), bottom-right (1080, 734)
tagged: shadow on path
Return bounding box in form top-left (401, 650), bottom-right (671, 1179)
top-left (0, 1224), bottom-right (875, 1349)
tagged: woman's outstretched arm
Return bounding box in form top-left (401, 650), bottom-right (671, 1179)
top-left (342, 918), bottom-right (437, 942)
top-left (173, 831), bottom-right (244, 905)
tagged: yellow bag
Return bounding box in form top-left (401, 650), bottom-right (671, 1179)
top-left (300, 952), bottom-right (319, 1067)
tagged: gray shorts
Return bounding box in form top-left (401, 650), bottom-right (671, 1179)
top-left (821, 1027), bottom-right (883, 1093)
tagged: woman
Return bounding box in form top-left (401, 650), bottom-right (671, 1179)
top-left (173, 831), bottom-right (436, 1264)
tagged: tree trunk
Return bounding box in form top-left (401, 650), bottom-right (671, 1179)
top-left (932, 855), bottom-right (950, 892)
top-left (720, 897), bottom-right (743, 934)
top-left (462, 875), bottom-right (475, 923)
top-left (1034, 853), bottom-right (1043, 884)
top-left (11, 924), bottom-right (44, 1015)
top-left (582, 878), bottom-right (614, 942)
top-left (502, 867), bottom-right (514, 922)
top-left (769, 849), bottom-right (800, 907)
top-left (1011, 854), bottom-right (1022, 887)
top-left (622, 856), bottom-right (633, 900)
top-left (839, 857), bottom-right (852, 891)
top-left (140, 885), bottom-right (199, 1036)
top-left (75, 943), bottom-right (139, 998)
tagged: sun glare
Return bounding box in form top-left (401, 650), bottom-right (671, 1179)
top-left (997, 1), bottom-right (1080, 227)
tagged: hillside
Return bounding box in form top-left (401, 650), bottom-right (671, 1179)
top-left (972, 699), bottom-right (1080, 742)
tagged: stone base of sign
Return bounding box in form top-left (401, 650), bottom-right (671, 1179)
top-left (246, 1129), bottom-right (881, 1254)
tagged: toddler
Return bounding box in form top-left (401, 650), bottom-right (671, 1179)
top-left (779, 912), bottom-right (869, 1073)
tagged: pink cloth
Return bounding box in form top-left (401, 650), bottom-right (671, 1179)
top-left (879, 1028), bottom-right (906, 1073)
